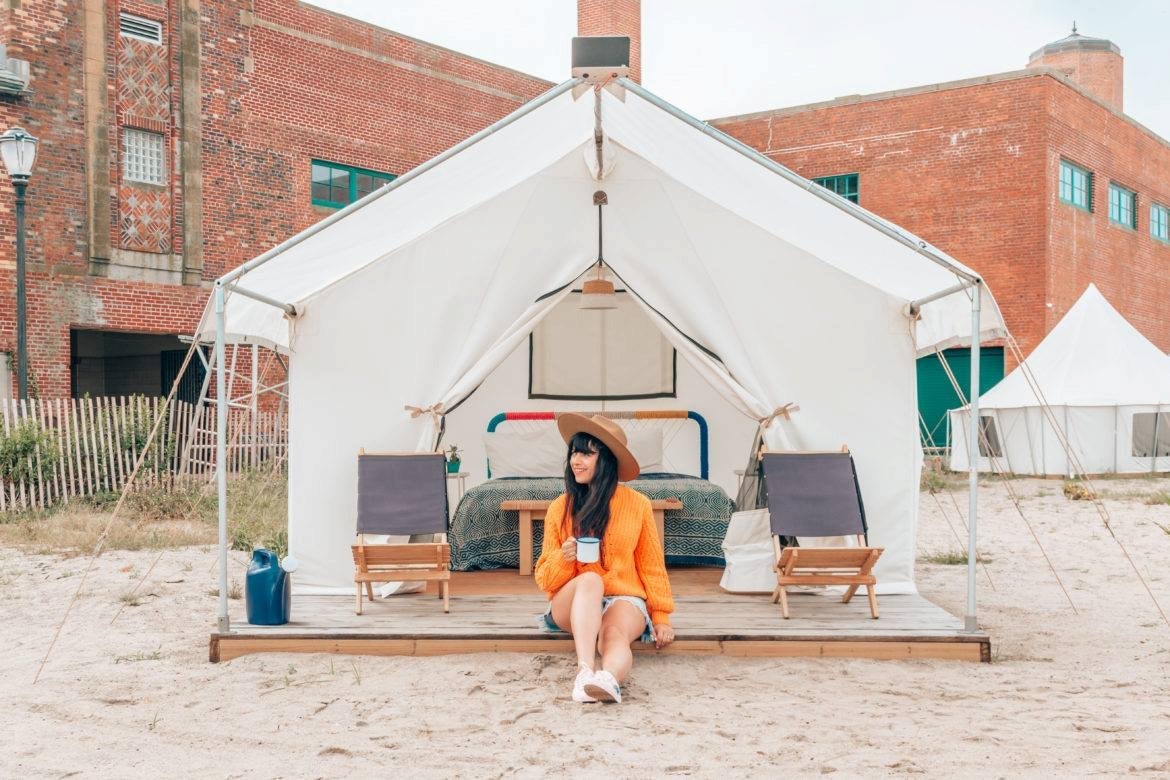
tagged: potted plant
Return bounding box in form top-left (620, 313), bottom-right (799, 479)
top-left (445, 444), bottom-right (462, 474)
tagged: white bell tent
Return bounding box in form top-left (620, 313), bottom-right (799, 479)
top-left (949, 284), bottom-right (1170, 476)
top-left (198, 78), bottom-right (1005, 621)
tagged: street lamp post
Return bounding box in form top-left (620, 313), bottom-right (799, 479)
top-left (0, 127), bottom-right (38, 401)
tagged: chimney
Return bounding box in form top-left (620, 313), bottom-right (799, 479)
top-left (1028, 26), bottom-right (1123, 111)
top-left (577, 0), bottom-right (641, 83)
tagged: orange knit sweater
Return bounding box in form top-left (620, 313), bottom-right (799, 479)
top-left (534, 484), bottom-right (675, 626)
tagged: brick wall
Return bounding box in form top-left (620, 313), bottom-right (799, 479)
top-left (0, 0), bottom-right (551, 398)
top-left (1043, 77), bottom-right (1170, 347)
top-left (713, 73), bottom-right (1051, 358)
top-left (197, 0), bottom-right (551, 279)
top-left (713, 71), bottom-right (1170, 363)
top-left (1029, 48), bottom-right (1123, 111)
top-left (0, 0), bottom-right (94, 396)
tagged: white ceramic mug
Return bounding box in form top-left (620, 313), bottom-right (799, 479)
top-left (576, 536), bottom-right (600, 564)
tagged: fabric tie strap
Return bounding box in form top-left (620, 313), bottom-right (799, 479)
top-left (405, 402), bottom-right (445, 429)
top-left (759, 402), bottom-right (800, 429)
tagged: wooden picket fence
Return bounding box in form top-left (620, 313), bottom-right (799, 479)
top-left (0, 396), bottom-right (288, 513)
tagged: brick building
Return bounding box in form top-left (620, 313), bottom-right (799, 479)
top-left (1, 2), bottom-right (1165, 450)
top-left (0, 0), bottom-right (551, 400)
top-left (711, 29), bottom-right (1170, 444)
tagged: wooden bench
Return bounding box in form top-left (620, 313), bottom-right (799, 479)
top-left (500, 498), bottom-right (684, 576)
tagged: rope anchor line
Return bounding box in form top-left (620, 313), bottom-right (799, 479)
top-left (939, 339), bottom-right (1170, 628)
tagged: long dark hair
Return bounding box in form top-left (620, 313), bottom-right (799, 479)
top-left (564, 432), bottom-right (620, 547)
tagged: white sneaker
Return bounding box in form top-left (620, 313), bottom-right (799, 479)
top-left (572, 666), bottom-right (598, 703)
top-left (583, 669), bottom-right (622, 703)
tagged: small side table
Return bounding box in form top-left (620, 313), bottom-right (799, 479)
top-left (446, 472), bottom-right (469, 506)
top-left (500, 498), bottom-right (682, 575)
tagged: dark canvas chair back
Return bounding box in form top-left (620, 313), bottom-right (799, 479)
top-left (356, 453), bottom-right (449, 536)
top-left (760, 452), bottom-right (867, 538)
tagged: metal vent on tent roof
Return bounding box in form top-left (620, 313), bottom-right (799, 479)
top-left (119, 14), bottom-right (163, 45)
top-left (571, 36), bottom-right (630, 81)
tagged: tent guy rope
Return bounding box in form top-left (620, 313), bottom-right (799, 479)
top-left (1003, 334), bottom-right (1170, 628)
top-left (33, 338), bottom-right (202, 683)
top-left (919, 410), bottom-right (996, 590)
top-left (936, 345), bottom-right (1078, 613)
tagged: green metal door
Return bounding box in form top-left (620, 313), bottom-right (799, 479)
top-left (916, 347), bottom-right (1004, 448)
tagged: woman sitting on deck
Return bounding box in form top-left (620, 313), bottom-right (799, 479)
top-left (535, 413), bottom-right (675, 704)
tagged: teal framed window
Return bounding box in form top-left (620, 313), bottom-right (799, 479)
top-left (1108, 182), bottom-right (1136, 229)
top-left (1151, 203), bottom-right (1170, 244)
top-left (812, 173), bottom-right (859, 203)
top-left (1059, 159), bottom-right (1092, 211)
top-left (311, 160), bottom-right (395, 208)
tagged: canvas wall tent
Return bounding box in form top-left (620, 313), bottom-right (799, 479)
top-left (199, 78), bottom-right (1005, 613)
top-left (949, 284), bottom-right (1170, 476)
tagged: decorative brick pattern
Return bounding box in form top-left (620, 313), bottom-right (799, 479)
top-left (115, 13), bottom-right (174, 262)
top-left (118, 185), bottom-right (173, 253)
top-left (117, 36), bottom-right (171, 123)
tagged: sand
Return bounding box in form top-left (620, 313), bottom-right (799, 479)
top-left (3, 477), bottom-right (1170, 777)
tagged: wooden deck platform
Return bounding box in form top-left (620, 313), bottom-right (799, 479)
top-left (211, 570), bottom-right (990, 662)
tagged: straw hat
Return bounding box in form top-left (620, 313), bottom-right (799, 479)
top-left (556, 413), bottom-right (640, 482)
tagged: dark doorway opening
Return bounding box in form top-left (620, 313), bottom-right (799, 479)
top-left (71, 329), bottom-right (206, 403)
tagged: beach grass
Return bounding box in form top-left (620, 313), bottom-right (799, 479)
top-left (1144, 491), bottom-right (1170, 506)
top-left (0, 470), bottom-right (287, 557)
top-left (920, 550), bottom-right (971, 565)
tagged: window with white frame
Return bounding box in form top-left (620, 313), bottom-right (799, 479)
top-left (123, 128), bottom-right (165, 185)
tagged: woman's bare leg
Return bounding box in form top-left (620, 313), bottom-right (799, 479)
top-left (596, 600), bottom-right (646, 684)
top-left (549, 572), bottom-right (604, 669)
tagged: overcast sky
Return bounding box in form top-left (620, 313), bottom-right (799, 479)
top-left (306, 0), bottom-right (1169, 139)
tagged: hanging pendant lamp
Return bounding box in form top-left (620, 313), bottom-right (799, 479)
top-left (579, 190), bottom-right (618, 310)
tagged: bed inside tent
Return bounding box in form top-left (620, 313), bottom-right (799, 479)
top-left (206, 70), bottom-right (999, 663)
top-left (442, 286), bottom-right (745, 576)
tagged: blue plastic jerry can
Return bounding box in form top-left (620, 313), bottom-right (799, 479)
top-left (245, 548), bottom-right (291, 625)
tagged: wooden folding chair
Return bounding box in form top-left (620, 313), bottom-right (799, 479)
top-left (759, 449), bottom-right (883, 619)
top-left (352, 450), bottom-right (451, 614)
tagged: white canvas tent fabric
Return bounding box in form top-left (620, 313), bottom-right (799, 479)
top-left (950, 284), bottom-right (1170, 475)
top-left (200, 79), bottom-right (1005, 594)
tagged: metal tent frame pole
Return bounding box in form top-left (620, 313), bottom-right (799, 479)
top-left (215, 283), bottom-right (230, 632)
top-left (620, 74), bottom-right (991, 631)
top-left (965, 282), bottom-right (982, 632)
top-left (208, 78), bottom-right (583, 633)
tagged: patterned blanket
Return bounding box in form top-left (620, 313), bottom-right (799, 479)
top-left (449, 474), bottom-right (734, 571)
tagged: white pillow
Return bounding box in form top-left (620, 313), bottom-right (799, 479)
top-left (484, 429), bottom-right (566, 478)
top-left (625, 428), bottom-right (664, 473)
